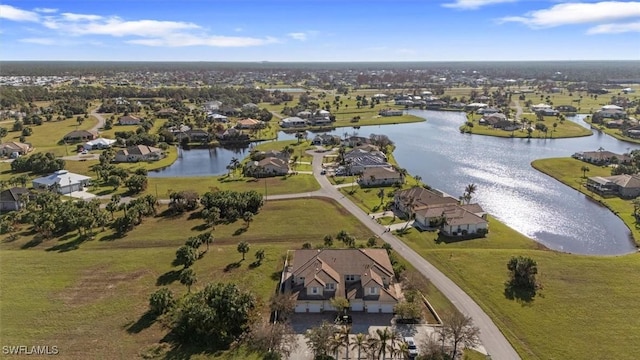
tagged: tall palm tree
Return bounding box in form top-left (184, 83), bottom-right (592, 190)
top-left (329, 333), bottom-right (343, 360)
top-left (375, 328), bottom-right (392, 360)
top-left (338, 325), bottom-right (351, 360)
top-left (581, 165), bottom-right (590, 178)
top-left (365, 336), bottom-right (380, 360)
top-left (351, 333), bottom-right (368, 360)
top-left (414, 175), bottom-right (422, 186)
top-left (377, 188), bottom-right (385, 207)
top-left (464, 183), bottom-right (477, 204)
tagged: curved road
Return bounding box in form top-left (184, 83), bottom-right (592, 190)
top-left (269, 149), bottom-right (521, 360)
top-left (89, 108), bottom-right (107, 133)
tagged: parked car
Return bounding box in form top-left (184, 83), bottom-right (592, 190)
top-left (404, 337), bottom-right (419, 358)
top-left (320, 169), bottom-right (326, 175)
top-left (334, 314), bottom-right (352, 325)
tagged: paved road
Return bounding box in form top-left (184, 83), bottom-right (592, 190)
top-left (512, 99), bottom-right (523, 123)
top-left (90, 109), bottom-right (107, 133)
top-left (269, 149), bottom-right (521, 360)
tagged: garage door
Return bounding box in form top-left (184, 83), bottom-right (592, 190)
top-left (381, 304), bottom-right (395, 313)
top-left (367, 304), bottom-right (380, 313)
top-left (295, 304), bottom-right (307, 313)
top-left (351, 302), bottom-right (364, 311)
top-left (308, 303), bottom-right (322, 313)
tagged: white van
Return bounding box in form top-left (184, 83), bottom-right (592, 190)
top-left (404, 337), bottom-right (419, 358)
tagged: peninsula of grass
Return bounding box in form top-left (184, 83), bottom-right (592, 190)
top-left (531, 157), bottom-right (640, 246)
top-left (460, 114), bottom-right (592, 139)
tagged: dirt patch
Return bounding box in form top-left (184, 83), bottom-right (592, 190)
top-left (55, 265), bottom-right (150, 307)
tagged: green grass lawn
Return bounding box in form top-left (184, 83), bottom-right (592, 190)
top-left (0, 198), bottom-right (382, 359)
top-left (531, 157), bottom-right (640, 246)
top-left (582, 116), bottom-right (640, 145)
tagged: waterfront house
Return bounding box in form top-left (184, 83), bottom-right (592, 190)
top-left (280, 116), bottom-right (308, 128)
top-left (344, 148), bottom-right (389, 175)
top-left (312, 134), bottom-right (341, 146)
top-left (572, 151), bottom-right (631, 165)
top-left (413, 203), bottom-right (488, 237)
top-left (114, 145), bottom-right (164, 163)
top-left (358, 167), bottom-right (404, 187)
top-left (285, 249), bottom-right (400, 313)
top-left (83, 137), bottom-right (116, 150)
top-left (394, 186), bottom-right (459, 217)
top-left (379, 109), bottom-right (404, 117)
top-left (586, 174), bottom-right (640, 198)
top-left (236, 118), bottom-right (263, 129)
top-left (244, 157), bottom-right (289, 177)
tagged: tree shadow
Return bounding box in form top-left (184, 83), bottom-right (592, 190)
top-left (45, 235), bottom-right (89, 252)
top-left (270, 271), bottom-right (282, 281)
top-left (248, 261), bottom-right (262, 269)
top-left (232, 227), bottom-right (247, 236)
top-left (21, 237), bottom-right (44, 249)
top-left (224, 261), bottom-right (241, 272)
top-left (190, 223), bottom-right (209, 232)
top-left (156, 270), bottom-right (182, 286)
top-left (126, 311), bottom-right (158, 334)
top-left (504, 281), bottom-right (537, 305)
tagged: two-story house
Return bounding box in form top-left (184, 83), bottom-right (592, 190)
top-left (286, 249), bottom-right (400, 313)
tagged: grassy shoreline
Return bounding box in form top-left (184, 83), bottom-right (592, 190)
top-left (531, 157), bottom-right (640, 247)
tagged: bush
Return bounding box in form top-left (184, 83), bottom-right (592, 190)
top-left (149, 288), bottom-right (175, 315)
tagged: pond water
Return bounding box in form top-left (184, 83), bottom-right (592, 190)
top-left (151, 110), bottom-right (638, 255)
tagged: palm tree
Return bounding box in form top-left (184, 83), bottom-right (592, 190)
top-left (179, 268), bottom-right (197, 293)
top-left (351, 333), bottom-right (368, 360)
top-left (375, 328), bottom-right (392, 360)
top-left (414, 175), bottom-right (422, 186)
top-left (329, 333), bottom-right (343, 360)
top-left (237, 241), bottom-right (250, 260)
top-left (464, 183), bottom-right (477, 204)
top-left (581, 165), bottom-right (590, 178)
top-left (338, 325), bottom-right (351, 360)
top-left (377, 188), bottom-right (385, 206)
top-left (242, 211), bottom-right (254, 228)
top-left (365, 336), bottom-right (380, 360)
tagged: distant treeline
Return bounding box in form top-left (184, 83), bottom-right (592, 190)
top-left (1, 60), bottom-right (639, 82)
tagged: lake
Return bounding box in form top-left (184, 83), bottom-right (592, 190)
top-left (151, 111), bottom-right (639, 255)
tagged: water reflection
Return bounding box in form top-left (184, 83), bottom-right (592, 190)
top-left (151, 111), bottom-right (638, 254)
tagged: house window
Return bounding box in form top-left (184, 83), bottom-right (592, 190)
top-left (326, 283), bottom-right (335, 290)
top-left (345, 275), bottom-right (355, 281)
top-left (311, 287), bottom-right (318, 294)
top-left (369, 287), bottom-right (378, 295)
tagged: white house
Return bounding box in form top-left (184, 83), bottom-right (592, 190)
top-left (114, 145), bottom-right (164, 163)
top-left (280, 116), bottom-right (308, 128)
top-left (32, 170), bottom-right (91, 194)
top-left (83, 137), bottom-right (117, 150)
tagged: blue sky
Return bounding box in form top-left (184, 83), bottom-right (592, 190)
top-left (1, 0), bottom-right (639, 61)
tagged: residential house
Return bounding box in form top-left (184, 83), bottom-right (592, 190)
top-left (343, 136), bottom-right (371, 147)
top-left (83, 137), bottom-right (116, 150)
top-left (236, 118), bottom-right (263, 129)
top-left (572, 151), bottom-right (631, 165)
top-left (280, 116), bottom-right (308, 128)
top-left (344, 148), bottom-right (389, 175)
top-left (625, 126), bottom-right (640, 139)
top-left (285, 249), bottom-right (400, 313)
top-left (207, 113), bottom-right (229, 123)
top-left (536, 108), bottom-right (559, 117)
top-left (479, 113), bottom-right (507, 126)
top-left (63, 130), bottom-right (97, 143)
top-left (32, 170), bottom-right (91, 194)
top-left (156, 108), bottom-right (178, 118)
top-left (296, 111), bottom-right (312, 119)
top-left (114, 145), bottom-right (164, 163)
top-left (358, 167), bottom-right (404, 187)
top-left (530, 103), bottom-right (552, 112)
top-left (394, 186), bottom-right (459, 217)
top-left (244, 157), bottom-right (289, 177)
top-left (557, 105), bottom-right (577, 113)
top-left (175, 129), bottom-right (210, 143)
top-left (465, 103), bottom-right (488, 111)
top-left (413, 203), bottom-right (488, 237)
top-left (312, 134), bottom-right (341, 146)
top-left (216, 128), bottom-right (250, 142)
top-left (476, 107), bottom-right (500, 115)
top-left (203, 100), bottom-right (222, 112)
top-left (0, 141), bottom-right (32, 157)
top-left (308, 115), bottom-right (332, 126)
top-left (118, 115), bottom-right (142, 125)
top-left (0, 187), bottom-right (30, 212)
top-left (379, 109), bottom-right (404, 117)
top-left (586, 174), bottom-right (640, 198)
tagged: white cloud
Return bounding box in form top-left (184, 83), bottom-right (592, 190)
top-left (443, 0), bottom-right (518, 10)
top-left (0, 4), bottom-right (39, 22)
top-left (20, 37), bottom-right (56, 45)
top-left (127, 34), bottom-right (279, 47)
top-left (34, 8), bottom-right (58, 14)
top-left (3, 4), bottom-right (280, 48)
top-left (499, 1), bottom-right (640, 28)
top-left (288, 32), bottom-right (307, 41)
top-left (587, 20), bottom-right (640, 33)
top-left (60, 12), bottom-right (103, 22)
top-left (234, 27), bottom-right (244, 32)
